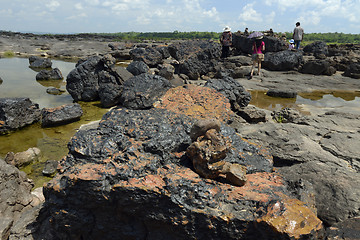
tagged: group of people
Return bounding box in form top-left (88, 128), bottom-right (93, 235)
top-left (219, 22), bottom-right (304, 79)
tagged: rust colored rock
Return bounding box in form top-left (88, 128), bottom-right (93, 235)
top-left (258, 198), bottom-right (324, 239)
top-left (154, 84), bottom-right (235, 123)
top-left (189, 119), bottom-right (221, 141)
top-left (187, 128), bottom-right (231, 179)
top-left (225, 163), bottom-right (247, 187)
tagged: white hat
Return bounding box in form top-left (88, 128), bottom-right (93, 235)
top-left (289, 39), bottom-right (294, 43)
top-left (223, 26), bottom-right (231, 32)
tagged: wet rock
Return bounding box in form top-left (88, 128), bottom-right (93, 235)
top-left (4, 147), bottom-right (41, 168)
top-left (119, 73), bottom-right (171, 109)
top-left (343, 62), bottom-right (360, 79)
top-left (41, 103), bottom-right (83, 127)
top-left (204, 76), bottom-right (251, 111)
top-left (35, 68), bottom-right (63, 80)
top-left (266, 89), bottom-right (297, 98)
top-left (129, 47), bottom-right (163, 67)
top-left (28, 56), bottom-right (52, 68)
top-left (46, 87), bottom-right (65, 95)
top-left (0, 98), bottom-right (41, 135)
top-left (42, 160), bottom-right (58, 176)
top-left (126, 60), bottom-right (150, 76)
top-left (263, 50), bottom-right (303, 71)
top-left (236, 105), bottom-right (267, 123)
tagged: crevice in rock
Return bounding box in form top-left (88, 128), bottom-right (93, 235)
top-left (272, 156), bottom-right (302, 167)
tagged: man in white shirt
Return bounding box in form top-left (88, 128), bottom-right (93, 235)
top-left (293, 22), bottom-right (304, 50)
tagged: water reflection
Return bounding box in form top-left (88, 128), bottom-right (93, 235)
top-left (250, 90), bottom-right (360, 115)
top-left (0, 57), bottom-right (74, 108)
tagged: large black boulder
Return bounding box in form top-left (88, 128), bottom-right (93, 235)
top-left (232, 34), bottom-right (287, 54)
top-left (129, 47), bottom-right (163, 67)
top-left (301, 60), bottom-right (336, 75)
top-left (126, 60), bottom-right (150, 76)
top-left (343, 62), bottom-right (360, 79)
top-left (204, 76), bottom-right (251, 111)
top-left (168, 40), bottom-right (221, 80)
top-left (66, 55), bottom-right (133, 107)
top-left (303, 41), bottom-right (329, 56)
top-left (66, 55), bottom-right (102, 101)
top-left (0, 98), bottom-right (41, 135)
top-left (119, 73), bottom-right (172, 109)
top-left (263, 50), bottom-right (303, 71)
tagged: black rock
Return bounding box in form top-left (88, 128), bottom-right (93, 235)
top-left (29, 56), bottom-right (52, 68)
top-left (0, 98), bottom-right (41, 134)
top-left (205, 76), bottom-right (251, 110)
top-left (126, 61), bottom-right (150, 76)
top-left (263, 50), bottom-right (303, 71)
top-left (36, 68), bottom-right (63, 80)
top-left (120, 73), bottom-right (172, 109)
top-left (266, 89), bottom-right (297, 98)
top-left (41, 103), bottom-right (83, 127)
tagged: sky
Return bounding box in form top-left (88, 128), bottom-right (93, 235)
top-left (0, 0), bottom-right (359, 34)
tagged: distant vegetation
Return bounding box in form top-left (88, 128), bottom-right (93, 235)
top-left (2, 30), bottom-right (360, 44)
top-left (94, 31), bottom-right (360, 44)
top-left (283, 32), bottom-right (360, 44)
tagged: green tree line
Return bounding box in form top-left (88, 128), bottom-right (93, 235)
top-left (284, 32), bottom-right (360, 44)
top-left (95, 31), bottom-right (360, 44)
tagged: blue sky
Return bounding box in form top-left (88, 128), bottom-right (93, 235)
top-left (0, 0), bottom-right (359, 34)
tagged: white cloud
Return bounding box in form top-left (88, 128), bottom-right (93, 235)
top-left (85, 0), bottom-right (100, 6)
top-left (66, 13), bottom-right (87, 20)
top-left (46, 1), bottom-right (60, 11)
top-left (239, 4), bottom-right (262, 23)
top-left (75, 3), bottom-right (83, 10)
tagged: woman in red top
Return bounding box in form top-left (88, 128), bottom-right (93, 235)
top-left (249, 36), bottom-right (265, 79)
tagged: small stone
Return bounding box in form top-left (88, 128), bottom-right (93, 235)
top-left (190, 119), bottom-right (221, 141)
top-left (225, 164), bottom-right (247, 187)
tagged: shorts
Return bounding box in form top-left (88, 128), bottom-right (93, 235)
top-left (252, 53), bottom-right (264, 62)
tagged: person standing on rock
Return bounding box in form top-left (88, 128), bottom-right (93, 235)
top-left (249, 35), bottom-right (265, 79)
top-left (293, 22), bottom-right (304, 50)
top-left (220, 26), bottom-right (232, 59)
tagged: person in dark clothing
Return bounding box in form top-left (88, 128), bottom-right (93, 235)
top-left (220, 26), bottom-right (232, 59)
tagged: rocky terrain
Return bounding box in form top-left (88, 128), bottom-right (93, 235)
top-left (1, 31), bottom-right (360, 239)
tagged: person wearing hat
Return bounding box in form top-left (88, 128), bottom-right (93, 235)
top-left (249, 35), bottom-right (265, 79)
top-left (220, 26), bottom-right (232, 59)
top-left (288, 39), bottom-right (295, 50)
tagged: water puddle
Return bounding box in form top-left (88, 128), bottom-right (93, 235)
top-left (250, 90), bottom-right (360, 115)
